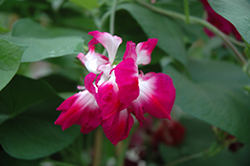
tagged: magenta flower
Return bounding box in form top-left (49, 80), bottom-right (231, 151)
top-left (199, 0), bottom-right (241, 40)
top-left (55, 31), bottom-right (176, 145)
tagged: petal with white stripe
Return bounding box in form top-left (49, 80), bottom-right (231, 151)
top-left (102, 109), bottom-right (134, 145)
top-left (131, 72), bottom-right (175, 120)
top-left (88, 31), bottom-right (122, 64)
top-left (136, 38), bottom-right (158, 65)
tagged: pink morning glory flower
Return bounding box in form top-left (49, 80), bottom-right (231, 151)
top-left (55, 31), bottom-right (176, 145)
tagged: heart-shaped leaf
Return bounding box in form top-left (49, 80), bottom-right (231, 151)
top-left (163, 60), bottom-right (250, 143)
top-left (0, 75), bottom-right (80, 159)
top-left (208, 0), bottom-right (250, 44)
top-left (0, 35), bottom-right (84, 62)
top-left (0, 39), bottom-right (25, 91)
top-left (118, 3), bottom-right (187, 65)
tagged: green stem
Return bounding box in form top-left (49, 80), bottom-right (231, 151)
top-left (110, 0), bottom-right (118, 35)
top-left (76, 134), bottom-right (85, 166)
top-left (116, 141), bottom-right (126, 166)
top-left (184, 0), bottom-right (190, 24)
top-left (164, 152), bottom-right (203, 166)
top-left (164, 140), bottom-right (225, 166)
top-left (93, 127), bottom-right (103, 166)
top-left (99, 0), bottom-right (118, 55)
top-left (134, 0), bottom-right (246, 65)
top-left (230, 37), bottom-right (246, 47)
top-left (115, 122), bottom-right (140, 166)
top-left (116, 139), bottom-right (130, 166)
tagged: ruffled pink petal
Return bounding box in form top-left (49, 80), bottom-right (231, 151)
top-left (88, 31), bottom-right (122, 64)
top-left (128, 100), bottom-right (145, 125)
top-left (55, 94), bottom-right (81, 130)
top-left (123, 41), bottom-right (137, 61)
top-left (132, 72), bottom-right (175, 120)
top-left (84, 72), bottom-right (97, 94)
top-left (77, 46), bottom-right (109, 74)
top-left (95, 73), bottom-right (120, 122)
top-left (114, 58), bottom-right (139, 110)
top-left (56, 95), bottom-right (77, 111)
top-left (80, 125), bottom-right (95, 134)
top-left (55, 90), bottom-right (102, 131)
top-left (97, 63), bottom-right (112, 80)
top-left (74, 93), bottom-right (102, 127)
top-left (102, 109), bottom-right (134, 145)
top-left (88, 37), bottom-right (99, 46)
top-left (136, 38), bottom-right (158, 65)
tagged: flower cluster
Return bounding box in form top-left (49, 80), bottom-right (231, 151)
top-left (200, 0), bottom-right (241, 40)
top-left (54, 31), bottom-right (176, 145)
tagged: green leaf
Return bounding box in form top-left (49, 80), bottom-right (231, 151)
top-left (46, 0), bottom-right (64, 11)
top-left (57, 16), bottom-right (96, 33)
top-left (163, 60), bottom-right (250, 143)
top-left (41, 74), bottom-right (77, 93)
top-left (0, 19), bottom-right (89, 62)
top-left (70, 0), bottom-right (98, 10)
top-left (155, 0), bottom-right (204, 18)
top-left (101, 136), bottom-right (116, 166)
top-left (208, 0), bottom-right (250, 44)
top-left (244, 39), bottom-right (250, 59)
top-left (118, 3), bottom-right (187, 65)
top-left (0, 114), bottom-right (9, 125)
top-left (0, 149), bottom-right (41, 166)
top-left (0, 26), bottom-right (9, 33)
top-left (12, 19), bottom-right (89, 39)
top-left (176, 145), bottom-right (250, 166)
top-left (45, 54), bottom-right (88, 81)
top-left (159, 118), bottom-right (214, 163)
top-left (0, 75), bottom-right (80, 159)
top-left (0, 115), bottom-right (80, 160)
top-left (0, 39), bottom-right (25, 91)
top-left (0, 75), bottom-right (60, 120)
top-left (0, 35), bottom-right (84, 62)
